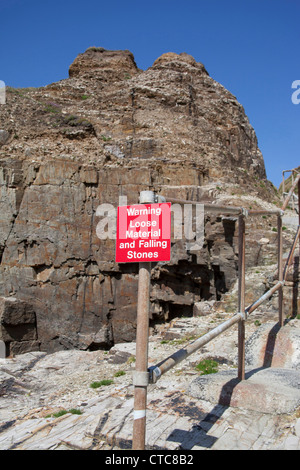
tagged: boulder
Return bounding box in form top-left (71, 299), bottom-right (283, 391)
top-left (188, 368), bottom-right (300, 414)
top-left (0, 297), bottom-right (38, 355)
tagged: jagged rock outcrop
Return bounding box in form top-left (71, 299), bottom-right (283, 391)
top-left (69, 47), bottom-right (140, 81)
top-left (0, 48), bottom-right (281, 354)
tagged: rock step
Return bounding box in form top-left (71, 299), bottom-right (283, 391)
top-left (188, 368), bottom-right (300, 414)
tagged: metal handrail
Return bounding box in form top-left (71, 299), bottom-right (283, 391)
top-left (149, 226), bottom-right (300, 383)
top-left (166, 173), bottom-right (300, 216)
top-left (166, 197), bottom-right (244, 215)
top-left (283, 192), bottom-right (298, 201)
top-left (282, 173), bottom-right (300, 211)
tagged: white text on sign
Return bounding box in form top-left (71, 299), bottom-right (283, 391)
top-left (116, 203), bottom-right (171, 263)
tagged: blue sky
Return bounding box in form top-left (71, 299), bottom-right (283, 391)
top-left (0, 0), bottom-right (299, 187)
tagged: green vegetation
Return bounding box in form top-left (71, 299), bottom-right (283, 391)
top-left (46, 408), bottom-right (82, 418)
top-left (49, 410), bottom-right (68, 418)
top-left (68, 408), bottom-right (82, 415)
top-left (114, 370), bottom-right (126, 377)
top-left (63, 114), bottom-right (91, 126)
top-left (101, 134), bottom-right (112, 141)
top-left (160, 335), bottom-right (197, 346)
top-left (195, 359), bottom-right (218, 375)
top-left (44, 103), bottom-right (61, 114)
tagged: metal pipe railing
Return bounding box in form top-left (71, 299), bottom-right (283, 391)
top-left (167, 171), bottom-right (300, 217)
top-left (133, 168), bottom-right (299, 449)
top-left (245, 281), bottom-right (284, 316)
top-left (149, 312), bottom-right (244, 383)
top-left (248, 209), bottom-right (283, 217)
top-left (238, 214), bottom-right (246, 380)
top-left (282, 226), bottom-right (300, 280)
top-left (166, 197), bottom-right (244, 215)
top-left (244, 229), bottom-right (300, 316)
top-left (278, 214), bottom-right (284, 326)
top-left (283, 192), bottom-right (298, 202)
top-left (149, 226), bottom-right (300, 383)
top-left (282, 169), bottom-right (299, 208)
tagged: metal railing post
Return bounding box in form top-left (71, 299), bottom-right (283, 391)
top-left (278, 214), bottom-right (284, 326)
top-left (238, 214), bottom-right (246, 380)
top-left (132, 262), bottom-right (151, 450)
top-left (282, 173), bottom-right (300, 211)
top-left (132, 191), bottom-right (154, 451)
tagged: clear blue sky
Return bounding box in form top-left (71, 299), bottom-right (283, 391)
top-left (0, 0), bottom-right (299, 187)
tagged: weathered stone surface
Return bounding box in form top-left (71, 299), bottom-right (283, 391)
top-left (0, 297), bottom-right (35, 325)
top-left (0, 317), bottom-right (300, 450)
top-left (245, 320), bottom-right (300, 370)
top-left (193, 300), bottom-right (217, 316)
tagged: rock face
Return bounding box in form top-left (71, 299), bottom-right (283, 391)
top-left (0, 48), bottom-right (280, 353)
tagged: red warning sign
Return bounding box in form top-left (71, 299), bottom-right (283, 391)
top-left (116, 203), bottom-right (171, 263)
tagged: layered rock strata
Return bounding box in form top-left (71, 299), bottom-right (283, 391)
top-left (0, 49), bottom-right (280, 353)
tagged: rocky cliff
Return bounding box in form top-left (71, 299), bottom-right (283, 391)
top-left (0, 48), bottom-right (281, 354)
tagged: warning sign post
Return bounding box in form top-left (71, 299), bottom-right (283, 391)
top-left (116, 202), bottom-right (171, 263)
top-left (115, 193), bottom-right (171, 450)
